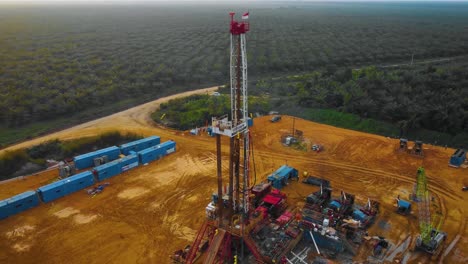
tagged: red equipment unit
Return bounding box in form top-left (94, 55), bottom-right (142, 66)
top-left (229, 12), bottom-right (249, 35)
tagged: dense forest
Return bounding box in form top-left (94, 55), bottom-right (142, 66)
top-left (154, 61), bottom-right (468, 147)
top-left (153, 94), bottom-right (269, 130)
top-left (1, 2), bottom-right (468, 146)
top-left (264, 62), bottom-right (468, 146)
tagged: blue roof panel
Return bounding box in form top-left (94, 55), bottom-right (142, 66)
top-left (398, 200), bottom-right (411, 208)
top-left (330, 200), bottom-right (341, 209)
top-left (74, 146), bottom-right (120, 160)
top-left (353, 210), bottom-right (367, 221)
top-left (38, 179), bottom-right (67, 193)
top-left (67, 171), bottom-right (93, 181)
top-left (1, 191), bottom-right (37, 204)
top-left (120, 136), bottom-right (160, 148)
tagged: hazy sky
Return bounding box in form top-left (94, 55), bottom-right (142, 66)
top-left (1, 0), bottom-right (467, 3)
top-left (0, 0), bottom-right (467, 6)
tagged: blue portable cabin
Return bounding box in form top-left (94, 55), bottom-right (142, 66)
top-left (0, 200), bottom-right (6, 220)
top-left (0, 191), bottom-right (40, 220)
top-left (329, 200), bottom-right (341, 210)
top-left (138, 141), bottom-right (176, 164)
top-left (450, 149), bottom-right (466, 167)
top-left (397, 199), bottom-right (411, 214)
top-left (37, 181), bottom-right (68, 203)
top-left (38, 171), bottom-right (94, 203)
top-left (73, 146), bottom-right (121, 170)
top-left (276, 165), bottom-right (298, 180)
top-left (93, 154), bottom-right (139, 181)
top-left (93, 160), bottom-right (122, 181)
top-left (65, 171), bottom-right (95, 193)
top-left (267, 165), bottom-right (298, 189)
top-left (267, 175), bottom-right (285, 190)
top-left (119, 136), bottom-right (160, 155)
top-left (120, 154), bottom-right (139, 172)
top-left (352, 209), bottom-right (367, 222)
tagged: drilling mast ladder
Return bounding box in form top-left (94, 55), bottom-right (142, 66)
top-left (211, 11), bottom-right (250, 222)
top-left (180, 12), bottom-right (254, 264)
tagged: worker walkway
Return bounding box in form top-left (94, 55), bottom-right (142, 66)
top-left (203, 229), bottom-right (226, 264)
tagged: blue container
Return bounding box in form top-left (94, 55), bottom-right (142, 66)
top-left (397, 200), bottom-right (411, 210)
top-left (247, 117), bottom-right (253, 127)
top-left (64, 171), bottom-right (95, 193)
top-left (450, 149), bottom-right (466, 167)
top-left (352, 209), bottom-right (367, 221)
top-left (93, 154), bottom-right (139, 181)
top-left (329, 200), bottom-right (341, 210)
top-left (119, 136), bottom-right (161, 155)
top-left (38, 171), bottom-right (94, 203)
top-left (94, 160), bottom-right (122, 181)
top-left (73, 146), bottom-right (121, 170)
top-left (0, 200), bottom-right (7, 220)
top-left (276, 165), bottom-right (298, 180)
top-left (267, 165), bottom-right (298, 189)
top-left (120, 154), bottom-right (139, 172)
top-left (37, 180), bottom-right (68, 203)
top-left (138, 141), bottom-right (176, 164)
top-left (0, 191), bottom-right (40, 220)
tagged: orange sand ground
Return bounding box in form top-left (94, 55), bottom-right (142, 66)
top-left (0, 87), bottom-right (466, 264)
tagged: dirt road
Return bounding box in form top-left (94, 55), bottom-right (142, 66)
top-left (0, 87), bottom-right (467, 264)
top-left (0, 86), bottom-right (219, 155)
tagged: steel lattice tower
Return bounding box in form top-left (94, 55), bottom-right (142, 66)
top-left (211, 12), bottom-right (250, 222)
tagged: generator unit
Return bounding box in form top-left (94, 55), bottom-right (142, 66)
top-left (93, 155), bottom-right (109, 167)
top-left (58, 162), bottom-right (76, 179)
top-left (413, 141), bottom-right (424, 156)
top-left (399, 138), bottom-right (408, 151)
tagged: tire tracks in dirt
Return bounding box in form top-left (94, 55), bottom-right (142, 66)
top-left (254, 151), bottom-right (461, 201)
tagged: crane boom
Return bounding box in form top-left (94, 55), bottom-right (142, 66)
top-left (416, 167), bottom-right (432, 243)
top-left (413, 167), bottom-right (447, 259)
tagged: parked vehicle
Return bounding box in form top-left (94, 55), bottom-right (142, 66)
top-left (270, 115), bottom-right (281, 123)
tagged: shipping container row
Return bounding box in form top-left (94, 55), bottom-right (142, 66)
top-left (120, 136), bottom-right (160, 155)
top-left (1, 140), bottom-right (176, 220)
top-left (74, 146), bottom-right (121, 170)
top-left (73, 136), bottom-right (161, 170)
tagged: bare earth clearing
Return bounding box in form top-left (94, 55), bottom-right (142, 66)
top-left (0, 86), bottom-right (466, 264)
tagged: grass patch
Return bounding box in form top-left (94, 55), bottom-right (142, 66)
top-left (301, 108), bottom-right (468, 147)
top-left (303, 108), bottom-right (399, 136)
